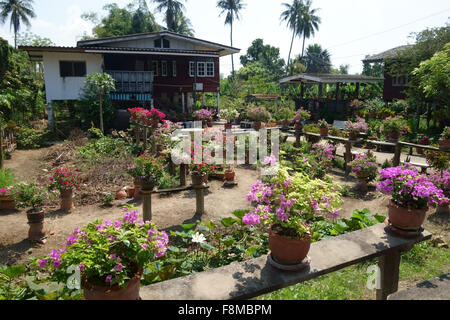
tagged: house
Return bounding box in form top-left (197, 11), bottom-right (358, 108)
top-left (19, 31), bottom-right (239, 121)
top-left (363, 45), bottom-right (413, 101)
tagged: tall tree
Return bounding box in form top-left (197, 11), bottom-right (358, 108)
top-left (0, 0), bottom-right (35, 48)
top-left (172, 7), bottom-right (194, 36)
top-left (240, 38), bottom-right (285, 79)
top-left (301, 44), bottom-right (331, 73)
top-left (217, 0), bottom-right (246, 77)
top-left (298, 0), bottom-right (321, 58)
top-left (280, 0), bottom-right (303, 72)
top-left (153, 0), bottom-right (186, 32)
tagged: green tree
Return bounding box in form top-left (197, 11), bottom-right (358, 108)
top-left (172, 7), bottom-right (194, 36)
top-left (280, 0), bottom-right (303, 71)
top-left (217, 0), bottom-right (246, 77)
top-left (84, 73), bottom-right (116, 133)
top-left (153, 0), bottom-right (186, 32)
top-left (240, 38), bottom-right (285, 79)
top-left (297, 44), bottom-right (330, 73)
top-left (298, 0), bottom-right (321, 58)
top-left (0, 0), bottom-right (35, 49)
top-left (16, 31), bottom-right (53, 46)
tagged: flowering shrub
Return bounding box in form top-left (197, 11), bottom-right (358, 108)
top-left (195, 109), bottom-right (212, 121)
top-left (128, 107), bottom-right (166, 125)
top-left (380, 116), bottom-right (410, 135)
top-left (148, 108), bottom-right (166, 121)
top-left (377, 165), bottom-right (448, 209)
top-left (417, 134), bottom-right (430, 145)
top-left (219, 108), bottom-right (240, 123)
top-left (348, 153), bottom-right (378, 182)
top-left (428, 170), bottom-right (450, 197)
top-left (345, 117), bottom-right (368, 133)
top-left (291, 108), bottom-right (311, 124)
top-left (48, 168), bottom-right (81, 191)
top-left (11, 182), bottom-right (47, 210)
top-left (441, 127), bottom-right (450, 140)
top-left (318, 119), bottom-right (329, 129)
top-left (151, 120), bottom-right (183, 148)
top-left (128, 155), bottom-right (166, 182)
top-left (0, 187), bottom-right (11, 197)
top-left (312, 143), bottom-right (335, 162)
top-left (247, 106), bottom-right (271, 122)
top-left (36, 208), bottom-right (168, 288)
top-left (243, 167), bottom-right (343, 237)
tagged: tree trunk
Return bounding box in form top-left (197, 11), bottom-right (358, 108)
top-left (301, 33), bottom-right (306, 58)
top-left (99, 92), bottom-right (104, 133)
top-left (230, 22), bottom-right (235, 78)
top-left (287, 29), bottom-right (296, 73)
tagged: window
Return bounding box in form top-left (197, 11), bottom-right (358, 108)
top-left (59, 61), bottom-right (86, 77)
top-left (172, 61), bottom-right (177, 77)
top-left (206, 62), bottom-right (214, 77)
top-left (154, 38), bottom-right (170, 48)
top-left (189, 61), bottom-right (195, 77)
top-left (197, 62), bottom-right (205, 77)
top-left (392, 76), bottom-right (408, 87)
top-left (163, 39), bottom-right (170, 48)
top-left (154, 39), bottom-right (161, 48)
top-left (161, 61), bottom-right (168, 76)
top-left (152, 61), bottom-right (159, 77)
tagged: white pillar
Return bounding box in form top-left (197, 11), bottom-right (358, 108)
top-left (182, 92), bottom-right (185, 113)
top-left (47, 102), bottom-right (55, 132)
top-left (217, 92), bottom-right (221, 114)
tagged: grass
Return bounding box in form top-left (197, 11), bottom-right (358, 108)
top-left (255, 240), bottom-right (450, 300)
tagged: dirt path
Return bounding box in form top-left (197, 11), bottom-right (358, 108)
top-left (3, 148), bottom-right (47, 182)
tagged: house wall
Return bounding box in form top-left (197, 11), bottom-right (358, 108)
top-left (383, 62), bottom-right (407, 102)
top-left (102, 37), bottom-right (214, 52)
top-left (42, 51), bottom-right (103, 103)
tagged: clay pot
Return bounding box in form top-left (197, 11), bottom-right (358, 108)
top-left (253, 122), bottom-right (262, 131)
top-left (416, 147), bottom-right (424, 155)
top-left (60, 189), bottom-right (74, 211)
top-left (191, 172), bottom-right (206, 186)
top-left (0, 195), bottom-right (16, 210)
top-left (139, 178), bottom-right (155, 192)
top-left (320, 128), bottom-right (329, 136)
top-left (82, 271), bottom-right (142, 300)
top-left (127, 187), bottom-right (135, 198)
top-left (224, 170), bottom-right (235, 182)
top-left (207, 121), bottom-right (213, 128)
top-left (224, 123), bottom-right (233, 130)
top-left (387, 131), bottom-right (400, 141)
top-left (116, 189), bottom-right (127, 200)
top-left (388, 201), bottom-right (427, 231)
top-left (355, 171), bottom-right (369, 180)
top-left (27, 209), bottom-right (46, 242)
top-left (348, 131), bottom-right (358, 140)
top-left (438, 139), bottom-right (450, 151)
top-left (133, 180), bottom-right (142, 200)
top-left (269, 225), bottom-right (311, 265)
top-left (294, 123), bottom-right (303, 132)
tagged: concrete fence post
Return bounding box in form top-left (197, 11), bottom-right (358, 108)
top-left (376, 250), bottom-right (401, 300)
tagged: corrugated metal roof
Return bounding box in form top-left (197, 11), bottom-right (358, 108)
top-left (279, 73), bottom-right (384, 84)
top-left (363, 45), bottom-right (413, 62)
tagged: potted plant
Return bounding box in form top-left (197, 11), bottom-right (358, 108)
top-left (0, 187), bottom-right (16, 210)
top-left (48, 168), bottom-right (81, 211)
top-left (377, 165), bottom-right (448, 234)
top-left (291, 108), bottom-right (311, 131)
top-left (247, 106), bottom-right (271, 130)
top-left (439, 127), bottom-right (450, 151)
top-left (380, 116), bottom-right (410, 141)
top-left (195, 109), bottom-right (213, 128)
top-left (219, 108), bottom-right (240, 130)
top-left (190, 163), bottom-right (211, 185)
top-left (12, 182), bottom-right (48, 242)
top-left (303, 124), bottom-right (321, 143)
top-left (428, 170), bottom-right (450, 214)
top-left (348, 153), bottom-right (378, 192)
top-left (128, 155), bottom-right (166, 199)
top-left (416, 134), bottom-right (430, 154)
top-left (224, 165), bottom-right (235, 182)
top-left (36, 208), bottom-right (169, 300)
top-left (243, 167), bottom-right (342, 266)
top-left (345, 117), bottom-right (368, 140)
top-left (318, 119), bottom-right (329, 136)
top-left (148, 108), bottom-right (166, 127)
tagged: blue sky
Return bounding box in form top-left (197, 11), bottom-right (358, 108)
top-left (0, 0), bottom-right (449, 75)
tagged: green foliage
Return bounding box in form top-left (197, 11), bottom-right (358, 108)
top-left (11, 182), bottom-right (48, 209)
top-left (76, 135), bottom-right (131, 163)
top-left (157, 171), bottom-right (178, 189)
top-left (0, 168), bottom-right (15, 188)
top-left (101, 192), bottom-right (114, 206)
top-left (16, 127), bottom-right (50, 149)
top-left (424, 149), bottom-right (450, 170)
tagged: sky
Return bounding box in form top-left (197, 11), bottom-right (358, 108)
top-left (0, 0), bottom-right (449, 76)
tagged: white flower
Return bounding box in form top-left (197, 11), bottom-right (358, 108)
top-left (191, 232), bottom-right (206, 244)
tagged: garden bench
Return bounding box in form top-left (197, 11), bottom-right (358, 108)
top-left (332, 120), bottom-right (346, 130)
top-left (387, 273), bottom-right (450, 300)
top-left (401, 161), bottom-right (429, 173)
top-left (140, 223), bottom-right (431, 300)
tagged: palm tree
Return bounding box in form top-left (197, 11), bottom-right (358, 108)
top-left (152, 0), bottom-right (186, 32)
top-left (302, 44), bottom-right (331, 73)
top-left (217, 0), bottom-right (246, 77)
top-left (298, 0), bottom-right (321, 58)
top-left (280, 0), bottom-right (303, 72)
top-left (0, 0), bottom-right (35, 49)
top-left (172, 8), bottom-right (194, 36)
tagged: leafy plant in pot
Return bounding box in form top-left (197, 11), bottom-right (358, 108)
top-left (291, 108), bottom-right (311, 131)
top-left (377, 165), bottom-right (448, 235)
top-left (243, 167), bottom-right (342, 267)
top-left (12, 182), bottom-right (48, 242)
top-left (318, 119), bottom-right (329, 136)
top-left (247, 106), bottom-right (271, 131)
top-left (128, 155), bottom-right (166, 197)
top-left (380, 116), bottom-right (410, 141)
top-left (439, 127), bottom-right (450, 151)
top-left (36, 208), bottom-right (169, 300)
top-left (348, 152), bottom-right (378, 192)
top-left (219, 108), bottom-right (240, 129)
top-left (428, 170), bottom-right (450, 214)
top-left (48, 168), bottom-right (81, 211)
top-left (345, 117), bottom-right (368, 140)
top-left (0, 187), bottom-right (16, 210)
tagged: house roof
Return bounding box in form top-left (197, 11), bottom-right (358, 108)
top-left (76, 31), bottom-right (240, 57)
top-left (279, 73), bottom-right (384, 84)
top-left (363, 45), bottom-right (414, 63)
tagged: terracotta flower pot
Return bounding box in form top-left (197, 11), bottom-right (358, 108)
top-left (116, 189), bottom-right (127, 200)
top-left (82, 271), bottom-right (142, 300)
top-left (269, 225), bottom-right (311, 265)
top-left (388, 201), bottom-right (427, 231)
top-left (127, 187), bottom-right (135, 198)
top-left (207, 121), bottom-right (213, 128)
top-left (60, 189), bottom-right (74, 211)
top-left (191, 172), bottom-right (206, 186)
top-left (387, 131), bottom-right (400, 141)
top-left (27, 209), bottom-right (46, 242)
top-left (224, 170), bottom-right (235, 182)
top-left (320, 128), bottom-right (329, 136)
top-left (253, 122), bottom-right (262, 131)
top-left (438, 139), bottom-right (450, 151)
top-left (224, 123), bottom-right (233, 130)
top-left (348, 131), bottom-right (358, 140)
top-left (140, 178), bottom-right (155, 192)
top-left (0, 195), bottom-right (16, 210)
top-left (294, 123), bottom-right (303, 131)
top-left (133, 180), bottom-right (142, 200)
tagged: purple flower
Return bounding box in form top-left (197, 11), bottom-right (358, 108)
top-left (52, 260), bottom-right (61, 269)
top-left (38, 259), bottom-right (47, 268)
top-left (141, 243), bottom-right (148, 250)
top-left (105, 275), bottom-right (113, 283)
top-left (78, 264), bottom-right (85, 272)
top-left (242, 212), bottom-right (261, 226)
top-left (114, 263), bottom-right (124, 272)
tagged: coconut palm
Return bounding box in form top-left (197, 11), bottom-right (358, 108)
top-left (217, 0), bottom-right (246, 77)
top-left (298, 0), bottom-right (321, 58)
top-left (302, 44), bottom-right (331, 73)
top-left (0, 0), bottom-right (35, 49)
top-left (280, 0), bottom-right (303, 72)
top-left (152, 0), bottom-right (186, 32)
top-left (172, 8), bottom-right (194, 36)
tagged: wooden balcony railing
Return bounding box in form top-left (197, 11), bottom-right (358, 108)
top-left (105, 70), bottom-right (154, 93)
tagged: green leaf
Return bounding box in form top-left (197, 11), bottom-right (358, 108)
top-left (374, 215), bottom-right (387, 223)
top-left (206, 221), bottom-right (216, 230)
top-left (167, 246), bottom-right (180, 253)
top-left (122, 240), bottom-right (130, 247)
top-left (220, 217), bottom-right (237, 228)
top-left (1, 265), bottom-right (26, 279)
top-left (199, 243), bottom-right (214, 251)
top-left (232, 209), bottom-right (249, 220)
top-left (181, 223), bottom-right (196, 230)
